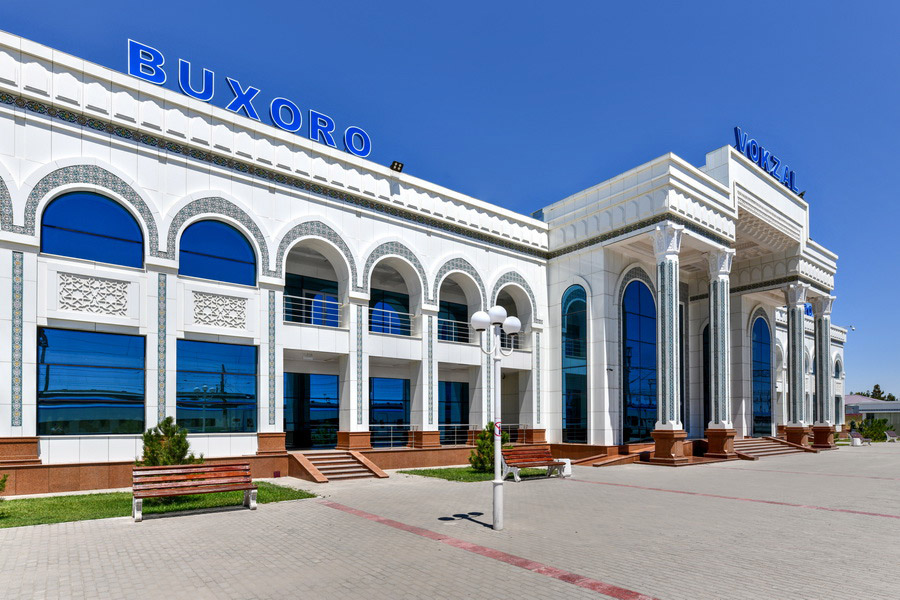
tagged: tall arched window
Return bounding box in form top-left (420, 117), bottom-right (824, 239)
top-left (41, 192), bottom-right (143, 268)
top-left (751, 317), bottom-right (772, 437)
top-left (561, 285), bottom-right (587, 443)
top-left (834, 359), bottom-right (842, 379)
top-left (179, 220), bottom-right (256, 286)
top-left (622, 280), bottom-right (656, 443)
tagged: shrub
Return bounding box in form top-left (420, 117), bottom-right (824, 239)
top-left (468, 422), bottom-right (510, 472)
top-left (0, 473), bottom-right (7, 501)
top-left (138, 417), bottom-right (203, 466)
top-left (858, 417), bottom-right (889, 442)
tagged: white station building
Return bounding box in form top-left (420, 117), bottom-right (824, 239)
top-left (0, 32), bottom-right (847, 491)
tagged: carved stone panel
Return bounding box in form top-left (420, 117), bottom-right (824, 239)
top-left (58, 272), bottom-right (129, 316)
top-left (193, 291), bottom-right (247, 329)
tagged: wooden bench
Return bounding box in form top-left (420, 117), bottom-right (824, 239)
top-left (132, 462), bottom-right (257, 522)
top-left (501, 446), bottom-right (565, 482)
top-left (887, 430), bottom-right (898, 443)
top-left (849, 431), bottom-right (872, 446)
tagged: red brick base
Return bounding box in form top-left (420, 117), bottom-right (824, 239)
top-left (650, 429), bottom-right (689, 465)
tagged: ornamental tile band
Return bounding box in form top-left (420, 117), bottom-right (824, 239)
top-left (356, 306), bottom-right (363, 425)
top-left (432, 258), bottom-right (487, 309)
top-left (58, 272), bottom-right (129, 316)
top-left (268, 290), bottom-right (276, 426)
top-left (274, 220), bottom-right (359, 286)
top-left (491, 271), bottom-right (542, 325)
top-left (535, 331), bottom-right (542, 425)
top-left (427, 315), bottom-right (434, 425)
top-left (11, 251), bottom-right (22, 427)
top-left (0, 92), bottom-right (546, 259)
top-left (157, 273), bottom-right (167, 423)
top-left (362, 241), bottom-right (429, 301)
top-left (166, 197), bottom-right (271, 275)
top-left (20, 164), bottom-right (160, 254)
top-left (193, 291), bottom-right (247, 329)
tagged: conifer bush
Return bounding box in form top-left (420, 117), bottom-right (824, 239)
top-left (468, 422), bottom-right (510, 472)
top-left (138, 417), bottom-right (203, 466)
top-left (0, 473), bottom-right (8, 501)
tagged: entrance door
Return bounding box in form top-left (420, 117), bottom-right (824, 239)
top-left (284, 373), bottom-right (339, 449)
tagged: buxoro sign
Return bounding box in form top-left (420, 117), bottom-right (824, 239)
top-left (127, 39), bottom-right (372, 158)
top-left (733, 127), bottom-right (798, 194)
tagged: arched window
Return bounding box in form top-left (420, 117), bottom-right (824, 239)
top-left (751, 317), bottom-right (772, 437)
top-left (561, 285), bottom-right (587, 443)
top-left (622, 280), bottom-right (656, 443)
top-left (179, 220), bottom-right (256, 286)
top-left (41, 192), bottom-right (143, 268)
top-left (834, 359), bottom-right (842, 379)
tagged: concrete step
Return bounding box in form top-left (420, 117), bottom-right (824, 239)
top-left (300, 450), bottom-right (380, 482)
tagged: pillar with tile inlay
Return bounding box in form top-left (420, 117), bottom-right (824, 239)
top-left (704, 248), bottom-right (737, 458)
top-left (784, 283), bottom-right (811, 446)
top-left (649, 223), bottom-right (688, 465)
top-left (810, 295), bottom-right (836, 449)
top-left (338, 297), bottom-right (371, 450)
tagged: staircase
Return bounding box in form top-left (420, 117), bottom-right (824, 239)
top-left (300, 451), bottom-right (381, 482)
top-left (733, 437), bottom-right (808, 459)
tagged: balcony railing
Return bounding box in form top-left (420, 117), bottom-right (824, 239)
top-left (500, 331), bottom-right (523, 350)
top-left (369, 307), bottom-right (414, 337)
top-left (438, 424), bottom-right (473, 446)
top-left (369, 424), bottom-right (411, 448)
top-left (500, 423), bottom-right (524, 443)
top-left (284, 295), bottom-right (343, 327)
top-left (437, 318), bottom-right (472, 344)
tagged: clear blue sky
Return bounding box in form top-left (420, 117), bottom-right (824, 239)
top-left (3, 1), bottom-right (898, 395)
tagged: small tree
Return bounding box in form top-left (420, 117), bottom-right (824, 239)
top-left (468, 422), bottom-right (510, 472)
top-left (0, 473), bottom-right (8, 501)
top-left (858, 417), bottom-right (889, 442)
top-left (138, 417), bottom-right (203, 466)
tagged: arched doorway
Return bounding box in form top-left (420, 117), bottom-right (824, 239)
top-left (561, 285), bottom-right (587, 443)
top-left (622, 280), bottom-right (656, 443)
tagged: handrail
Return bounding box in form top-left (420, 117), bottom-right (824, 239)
top-left (437, 318), bottom-right (473, 344)
top-left (284, 294), bottom-right (343, 327)
top-left (369, 423), bottom-right (412, 448)
top-left (369, 307), bottom-right (415, 337)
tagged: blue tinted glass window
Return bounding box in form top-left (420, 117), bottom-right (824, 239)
top-left (41, 192), bottom-right (143, 268)
top-left (561, 285), bottom-right (587, 443)
top-left (37, 328), bottom-right (145, 435)
top-left (370, 377), bottom-right (410, 447)
top-left (179, 220), bottom-right (256, 286)
top-left (369, 289), bottom-right (411, 336)
top-left (438, 301), bottom-right (469, 343)
top-left (176, 340), bottom-right (257, 433)
top-left (285, 274), bottom-right (340, 326)
top-left (439, 380), bottom-right (469, 445)
top-left (622, 280), bottom-right (656, 443)
top-left (284, 373), bottom-right (339, 449)
top-left (751, 318), bottom-right (772, 436)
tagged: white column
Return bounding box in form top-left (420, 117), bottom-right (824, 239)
top-left (784, 283), bottom-right (810, 426)
top-left (707, 249), bottom-right (735, 430)
top-left (651, 223), bottom-right (684, 431)
top-left (411, 308), bottom-right (439, 432)
top-left (340, 298), bottom-right (369, 432)
top-left (811, 295), bottom-right (836, 427)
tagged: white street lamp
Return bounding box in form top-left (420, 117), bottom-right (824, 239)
top-left (471, 305), bottom-right (522, 531)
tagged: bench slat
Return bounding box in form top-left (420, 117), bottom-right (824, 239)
top-left (133, 464), bottom-right (250, 477)
top-left (133, 470), bottom-right (250, 484)
top-left (134, 476), bottom-right (251, 491)
top-left (135, 484), bottom-right (256, 499)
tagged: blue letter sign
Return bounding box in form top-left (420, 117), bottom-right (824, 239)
top-left (733, 127), bottom-right (798, 194)
top-left (126, 40), bottom-right (373, 157)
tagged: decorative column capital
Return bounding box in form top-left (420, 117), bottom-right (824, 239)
top-left (783, 282), bottom-right (810, 307)
top-left (651, 223), bottom-right (684, 262)
top-left (707, 248), bottom-right (735, 278)
top-left (809, 295), bottom-right (835, 318)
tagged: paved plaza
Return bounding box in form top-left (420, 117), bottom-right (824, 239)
top-left (2, 445), bottom-right (899, 600)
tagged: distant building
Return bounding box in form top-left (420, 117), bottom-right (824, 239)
top-left (845, 395), bottom-right (900, 429)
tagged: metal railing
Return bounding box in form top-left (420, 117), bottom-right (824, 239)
top-left (500, 423), bottom-right (524, 443)
top-left (369, 307), bottom-right (414, 336)
top-left (500, 331), bottom-right (523, 350)
top-left (438, 423), bottom-right (473, 446)
top-left (437, 318), bottom-right (472, 344)
top-left (563, 339), bottom-right (586, 359)
top-left (284, 295), bottom-right (343, 327)
top-left (369, 424), bottom-right (411, 447)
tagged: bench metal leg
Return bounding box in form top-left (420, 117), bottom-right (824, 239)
top-left (132, 498), bottom-right (142, 523)
top-left (243, 489), bottom-right (257, 510)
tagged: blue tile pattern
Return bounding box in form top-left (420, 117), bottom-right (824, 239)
top-left (11, 251), bottom-right (22, 426)
top-left (491, 271), bottom-right (542, 324)
top-left (157, 273), bottom-right (167, 423)
top-left (274, 220), bottom-right (359, 288)
top-left (432, 258), bottom-right (486, 309)
top-left (269, 290), bottom-right (276, 425)
top-left (362, 241), bottom-right (429, 301)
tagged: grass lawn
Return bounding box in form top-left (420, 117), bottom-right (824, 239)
top-left (0, 481), bottom-right (314, 529)
top-left (399, 466), bottom-right (550, 482)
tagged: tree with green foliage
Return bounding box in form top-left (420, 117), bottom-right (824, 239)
top-left (0, 473), bottom-right (8, 502)
top-left (858, 417), bottom-right (889, 442)
top-left (468, 422), bottom-right (510, 473)
top-left (138, 417), bottom-right (203, 466)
